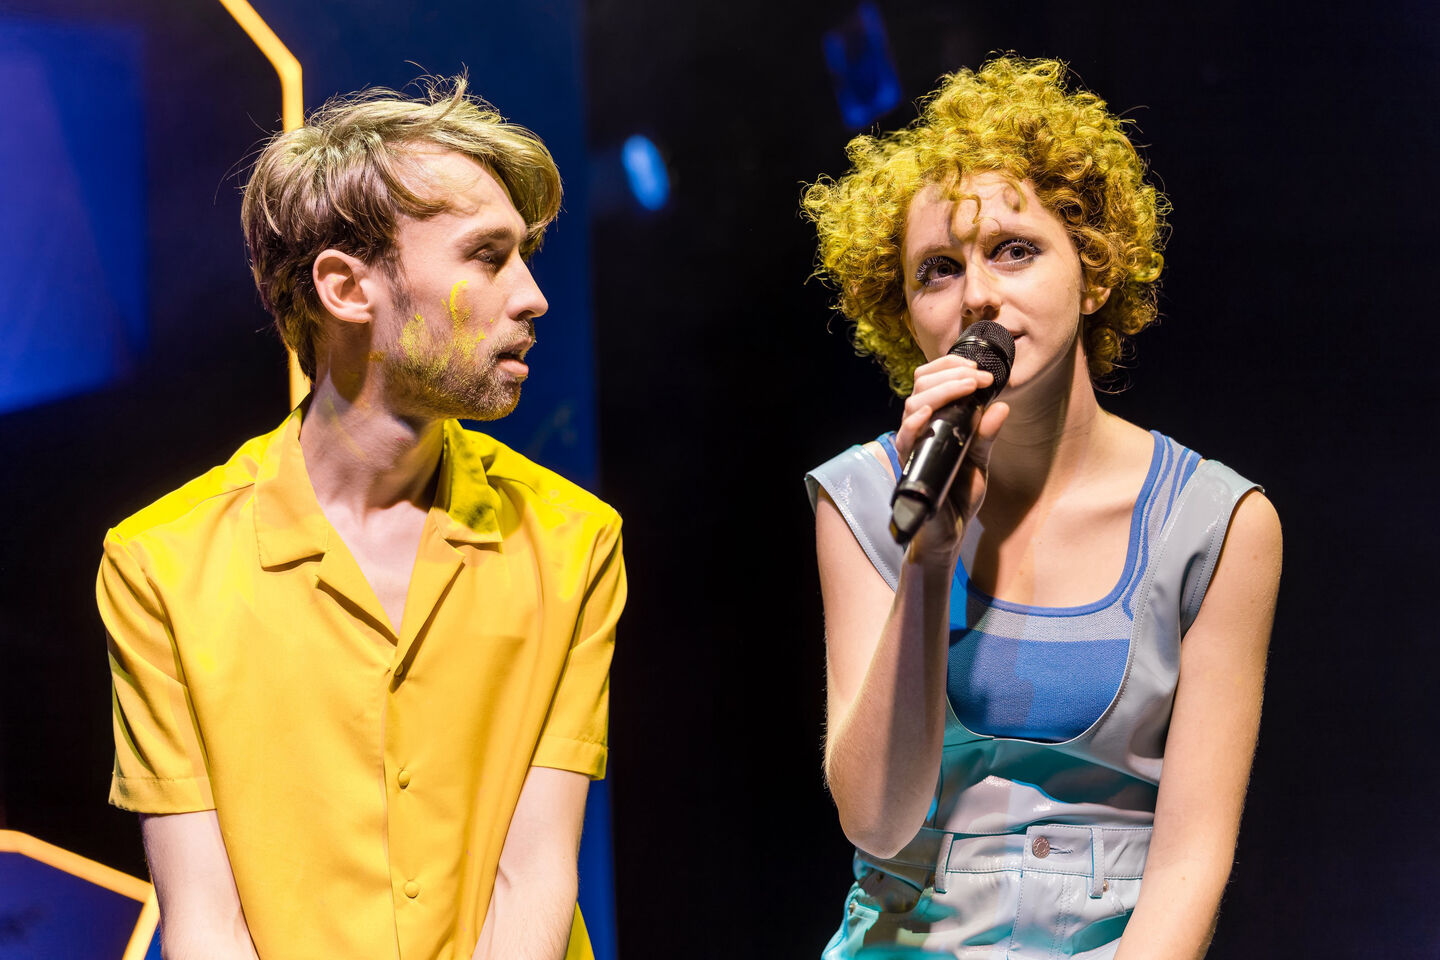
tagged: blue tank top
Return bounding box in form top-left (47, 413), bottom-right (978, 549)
top-left (874, 431), bottom-right (1201, 742)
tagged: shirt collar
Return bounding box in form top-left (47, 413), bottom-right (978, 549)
top-left (254, 406), bottom-right (331, 568)
top-left (433, 419), bottom-right (503, 546)
top-left (254, 411), bottom-right (504, 568)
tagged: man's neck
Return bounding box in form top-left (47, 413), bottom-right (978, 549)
top-left (299, 376), bottom-right (445, 520)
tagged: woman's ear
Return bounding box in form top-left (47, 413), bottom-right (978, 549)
top-left (313, 249), bottom-right (377, 325)
top-left (1080, 284), bottom-right (1112, 316)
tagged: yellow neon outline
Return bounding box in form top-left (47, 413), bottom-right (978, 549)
top-left (120, 890), bottom-right (161, 960)
top-left (214, 0), bottom-right (302, 130)
top-left (0, 828), bottom-right (151, 901)
top-left (213, 0), bottom-right (310, 406)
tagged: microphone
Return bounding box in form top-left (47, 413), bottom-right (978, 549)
top-left (889, 320), bottom-right (1015, 545)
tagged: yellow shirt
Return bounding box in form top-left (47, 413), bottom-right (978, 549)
top-left (98, 408), bottom-right (624, 960)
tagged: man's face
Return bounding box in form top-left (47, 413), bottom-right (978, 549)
top-left (373, 149), bottom-right (548, 421)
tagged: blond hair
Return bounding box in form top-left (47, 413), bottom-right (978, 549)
top-left (241, 77), bottom-right (562, 381)
top-left (802, 57), bottom-right (1169, 394)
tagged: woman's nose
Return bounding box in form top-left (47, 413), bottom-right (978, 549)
top-left (961, 264), bottom-right (1001, 323)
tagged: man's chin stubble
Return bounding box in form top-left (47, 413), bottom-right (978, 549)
top-left (385, 364), bottom-right (520, 422)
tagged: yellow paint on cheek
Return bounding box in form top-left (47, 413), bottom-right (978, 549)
top-left (445, 279), bottom-right (488, 357)
top-left (400, 313), bottom-right (428, 360)
top-left (367, 350), bottom-right (385, 364)
top-left (445, 280), bottom-right (472, 331)
top-left (397, 312), bottom-right (447, 377)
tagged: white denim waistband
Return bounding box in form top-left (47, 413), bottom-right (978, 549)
top-left (861, 823), bottom-right (1152, 900)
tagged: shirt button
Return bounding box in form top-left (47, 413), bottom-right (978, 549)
top-left (1032, 836), bottom-right (1051, 859)
top-left (397, 769), bottom-right (411, 789)
top-left (404, 880), bottom-right (420, 899)
top-left (394, 663), bottom-right (406, 679)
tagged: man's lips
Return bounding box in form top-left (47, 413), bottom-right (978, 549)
top-left (493, 338), bottom-right (534, 361)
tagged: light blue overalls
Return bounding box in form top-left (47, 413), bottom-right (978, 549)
top-left (806, 432), bottom-right (1257, 959)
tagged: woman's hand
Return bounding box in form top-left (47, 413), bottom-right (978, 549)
top-left (894, 354), bottom-right (1010, 563)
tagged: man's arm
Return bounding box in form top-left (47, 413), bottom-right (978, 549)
top-left (140, 811), bottom-right (260, 960)
top-left (471, 767), bottom-right (589, 960)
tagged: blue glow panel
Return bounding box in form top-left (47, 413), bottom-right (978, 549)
top-left (621, 134), bottom-right (669, 211)
top-left (0, 851), bottom-right (143, 957)
top-left (0, 19), bottom-right (146, 414)
top-left (822, 2), bottom-right (902, 129)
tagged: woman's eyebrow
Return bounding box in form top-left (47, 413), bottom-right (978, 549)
top-left (906, 241), bottom-right (954, 267)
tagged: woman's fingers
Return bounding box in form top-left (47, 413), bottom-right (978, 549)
top-left (894, 403), bottom-right (933, 465)
top-left (905, 399), bottom-right (1008, 558)
top-left (946, 401), bottom-right (1010, 519)
top-left (906, 372), bottom-right (993, 416)
top-left (967, 401), bottom-right (1010, 469)
top-left (897, 362), bottom-right (1000, 468)
top-left (914, 353), bottom-right (980, 376)
top-left (911, 358), bottom-right (991, 397)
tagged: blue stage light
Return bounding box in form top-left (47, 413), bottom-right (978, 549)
top-left (822, 2), bottom-right (902, 129)
top-left (0, 19), bottom-right (147, 415)
top-left (621, 134), bottom-right (669, 211)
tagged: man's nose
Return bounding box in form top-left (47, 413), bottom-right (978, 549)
top-left (511, 260), bottom-right (548, 322)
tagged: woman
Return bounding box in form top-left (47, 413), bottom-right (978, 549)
top-left (801, 58), bottom-right (1281, 959)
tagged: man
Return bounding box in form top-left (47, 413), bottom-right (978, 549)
top-left (97, 80), bottom-right (624, 960)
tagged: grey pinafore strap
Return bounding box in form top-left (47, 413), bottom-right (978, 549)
top-left (805, 444), bottom-right (905, 590)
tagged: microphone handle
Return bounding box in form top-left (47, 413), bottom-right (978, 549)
top-left (889, 396), bottom-right (985, 545)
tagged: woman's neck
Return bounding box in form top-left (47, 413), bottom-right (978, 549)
top-left (985, 348), bottom-right (1116, 505)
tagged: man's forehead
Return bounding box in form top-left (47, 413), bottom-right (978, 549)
top-left (399, 147), bottom-right (519, 220)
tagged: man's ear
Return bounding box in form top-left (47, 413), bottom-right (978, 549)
top-left (1080, 284), bottom-right (1112, 316)
top-left (313, 249), bottom-right (378, 325)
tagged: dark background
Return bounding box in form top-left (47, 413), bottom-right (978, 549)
top-left (3, 0), bottom-right (1438, 957)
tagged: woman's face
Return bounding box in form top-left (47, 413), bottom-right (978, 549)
top-left (901, 172), bottom-right (1107, 394)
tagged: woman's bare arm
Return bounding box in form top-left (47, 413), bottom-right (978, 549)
top-left (1114, 490), bottom-right (1282, 959)
top-left (817, 490), bottom-right (956, 857)
top-left (818, 375), bottom-right (1008, 858)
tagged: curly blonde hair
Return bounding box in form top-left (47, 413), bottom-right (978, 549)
top-left (801, 57), bottom-right (1169, 394)
top-left (242, 76), bottom-right (562, 381)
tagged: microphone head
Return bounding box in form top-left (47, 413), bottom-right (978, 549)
top-left (948, 320), bottom-right (1015, 392)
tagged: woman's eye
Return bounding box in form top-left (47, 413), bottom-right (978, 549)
top-left (993, 238), bottom-right (1040, 262)
top-left (916, 255), bottom-right (961, 285)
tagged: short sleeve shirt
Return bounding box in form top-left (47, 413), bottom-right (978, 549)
top-left (98, 408), bottom-right (625, 960)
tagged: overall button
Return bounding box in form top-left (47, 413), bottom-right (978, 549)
top-left (1031, 836), bottom-right (1051, 859)
top-left (404, 880), bottom-right (420, 899)
top-left (397, 769), bottom-right (411, 789)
